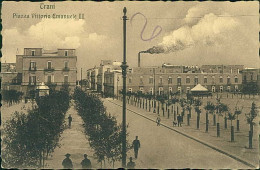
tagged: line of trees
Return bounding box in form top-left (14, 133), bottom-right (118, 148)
top-left (121, 92), bottom-right (258, 147)
top-left (2, 89), bottom-right (70, 168)
top-left (73, 87), bottom-right (131, 168)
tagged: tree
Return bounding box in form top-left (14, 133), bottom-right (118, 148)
top-left (204, 102), bottom-right (216, 132)
top-left (215, 98), bottom-right (228, 137)
top-left (171, 97), bottom-right (179, 121)
top-left (193, 99), bottom-right (202, 129)
top-left (227, 111), bottom-right (236, 142)
top-left (245, 102), bottom-right (258, 148)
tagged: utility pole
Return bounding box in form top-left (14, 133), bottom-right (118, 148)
top-left (121, 7), bottom-right (128, 168)
top-left (153, 68), bottom-right (156, 113)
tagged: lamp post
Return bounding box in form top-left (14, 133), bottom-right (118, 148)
top-left (153, 68), bottom-right (156, 113)
top-left (121, 7), bottom-right (128, 168)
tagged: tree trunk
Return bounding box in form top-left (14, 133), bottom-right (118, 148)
top-left (197, 113), bottom-right (200, 129)
top-left (206, 112), bottom-right (209, 132)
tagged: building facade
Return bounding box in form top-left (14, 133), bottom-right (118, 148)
top-left (241, 68), bottom-right (260, 93)
top-left (0, 63), bottom-right (21, 90)
top-left (16, 48), bottom-right (77, 93)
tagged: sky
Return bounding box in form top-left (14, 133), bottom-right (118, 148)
top-left (2, 1), bottom-right (259, 78)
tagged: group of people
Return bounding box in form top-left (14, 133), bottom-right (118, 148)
top-left (156, 114), bottom-right (183, 127)
top-left (62, 153), bottom-right (92, 169)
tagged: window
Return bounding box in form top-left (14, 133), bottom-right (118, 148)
top-left (129, 77), bottom-right (132, 83)
top-left (64, 61), bottom-right (68, 68)
top-left (212, 86), bottom-right (215, 92)
top-left (64, 75), bottom-right (68, 83)
top-left (219, 76), bottom-right (223, 83)
top-left (243, 75), bottom-right (247, 81)
top-left (235, 76), bottom-right (238, 83)
top-left (186, 87), bottom-right (190, 93)
top-left (149, 76), bottom-right (153, 84)
top-left (128, 88), bottom-right (132, 92)
top-left (150, 87), bottom-right (153, 94)
top-left (220, 86), bottom-right (223, 92)
top-left (177, 77), bottom-right (181, 84)
top-left (178, 86), bottom-right (181, 93)
top-left (169, 87), bottom-right (172, 93)
top-left (140, 76), bottom-right (143, 84)
top-left (30, 61), bottom-right (36, 70)
top-left (159, 76), bottom-right (163, 84)
top-left (186, 77), bottom-right (190, 84)
top-left (194, 77), bottom-right (199, 85)
top-left (204, 77), bottom-right (207, 84)
top-left (47, 61), bottom-right (52, 69)
top-left (29, 75), bottom-right (36, 85)
top-left (251, 74), bottom-right (253, 80)
top-left (47, 75), bottom-right (52, 83)
top-left (227, 76), bottom-right (231, 84)
top-left (227, 86), bottom-right (230, 92)
top-left (168, 77), bottom-right (172, 84)
top-left (31, 50), bottom-right (35, 56)
top-left (159, 87), bottom-right (163, 95)
top-left (235, 85), bottom-right (238, 91)
top-left (139, 87), bottom-right (144, 93)
top-left (65, 50), bottom-right (68, 56)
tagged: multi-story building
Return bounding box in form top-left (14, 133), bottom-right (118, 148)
top-left (90, 67), bottom-right (99, 91)
top-left (16, 48), bottom-right (77, 93)
top-left (0, 63), bottom-right (21, 90)
top-left (103, 70), bottom-right (122, 97)
top-left (241, 68), bottom-right (260, 93)
top-left (126, 66), bottom-right (242, 95)
top-left (96, 60), bottom-right (121, 93)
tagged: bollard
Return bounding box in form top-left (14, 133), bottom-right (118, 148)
top-left (163, 107), bottom-right (165, 117)
top-left (197, 115), bottom-right (200, 129)
top-left (168, 109), bottom-right (170, 119)
top-left (206, 112), bottom-right (209, 132)
top-left (236, 120), bottom-right (239, 131)
top-left (187, 114), bottom-right (190, 126)
top-left (217, 123), bottom-right (220, 137)
top-left (231, 126), bottom-right (234, 142)
top-left (174, 110), bottom-right (176, 121)
top-left (213, 114), bottom-right (216, 126)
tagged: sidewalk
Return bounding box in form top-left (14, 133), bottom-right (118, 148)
top-left (45, 104), bottom-right (97, 169)
top-left (107, 98), bottom-right (259, 168)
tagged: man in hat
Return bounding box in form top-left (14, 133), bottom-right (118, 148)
top-left (126, 157), bottom-right (136, 169)
top-left (132, 136), bottom-right (141, 159)
top-left (81, 154), bottom-right (92, 169)
top-left (62, 153), bottom-right (73, 169)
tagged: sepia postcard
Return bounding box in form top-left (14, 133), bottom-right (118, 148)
top-left (1, 1), bottom-right (259, 169)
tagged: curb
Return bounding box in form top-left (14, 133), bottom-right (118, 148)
top-left (107, 99), bottom-right (257, 169)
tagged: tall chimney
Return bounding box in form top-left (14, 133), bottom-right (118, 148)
top-left (138, 52), bottom-right (141, 67)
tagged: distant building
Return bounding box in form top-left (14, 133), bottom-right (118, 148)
top-left (241, 68), bottom-right (260, 93)
top-left (103, 70), bottom-right (122, 97)
top-left (201, 65), bottom-right (244, 74)
top-left (16, 48), bottom-right (77, 93)
top-left (126, 67), bottom-right (242, 95)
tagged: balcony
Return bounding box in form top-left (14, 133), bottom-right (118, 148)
top-left (62, 67), bottom-right (70, 72)
top-left (44, 67), bottom-right (55, 72)
top-left (29, 67), bottom-right (37, 71)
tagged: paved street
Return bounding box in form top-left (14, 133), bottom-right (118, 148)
top-left (103, 98), bottom-right (252, 169)
top-left (45, 104), bottom-right (97, 169)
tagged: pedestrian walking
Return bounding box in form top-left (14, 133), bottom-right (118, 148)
top-left (81, 154), bottom-right (92, 169)
top-left (68, 114), bottom-right (72, 128)
top-left (62, 153), bottom-right (73, 169)
top-left (156, 115), bottom-right (161, 126)
top-left (132, 136), bottom-right (141, 159)
top-left (177, 114), bottom-right (182, 127)
top-left (126, 157), bottom-right (136, 169)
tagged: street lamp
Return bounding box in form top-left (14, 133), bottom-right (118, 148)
top-left (121, 7), bottom-right (128, 168)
